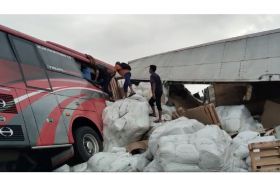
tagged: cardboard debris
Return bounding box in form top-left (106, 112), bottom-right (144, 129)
top-left (213, 83), bottom-right (247, 106)
top-left (264, 129), bottom-right (275, 136)
top-left (261, 100), bottom-right (280, 129)
top-left (126, 140), bottom-right (148, 155)
top-left (257, 128), bottom-right (275, 137)
top-left (168, 84), bottom-right (202, 109)
top-left (181, 103), bottom-right (221, 126)
top-left (245, 100), bottom-right (265, 116)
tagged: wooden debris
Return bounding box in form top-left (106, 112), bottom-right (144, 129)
top-left (249, 140), bottom-right (280, 172)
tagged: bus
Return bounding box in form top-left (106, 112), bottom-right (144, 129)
top-left (0, 24), bottom-right (120, 171)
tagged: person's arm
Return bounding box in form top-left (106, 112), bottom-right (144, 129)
top-left (111, 71), bottom-right (116, 78)
top-left (150, 75), bottom-right (156, 99)
top-left (82, 67), bottom-right (92, 81)
top-left (151, 82), bottom-right (156, 99)
top-left (95, 69), bottom-right (100, 81)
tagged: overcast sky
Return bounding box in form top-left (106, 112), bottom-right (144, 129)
top-left (1, 15), bottom-right (280, 65)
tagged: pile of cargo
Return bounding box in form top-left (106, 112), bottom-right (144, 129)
top-left (55, 115), bottom-right (275, 172)
top-left (216, 105), bottom-right (264, 135)
top-left (102, 94), bottom-right (150, 151)
top-left (55, 84), bottom-right (279, 172)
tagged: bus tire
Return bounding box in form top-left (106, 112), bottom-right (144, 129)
top-left (73, 126), bottom-right (103, 162)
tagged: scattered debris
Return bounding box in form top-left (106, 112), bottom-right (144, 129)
top-left (222, 131), bottom-right (276, 172)
top-left (261, 100), bottom-right (280, 129)
top-left (249, 140), bottom-right (280, 171)
top-left (212, 83), bottom-right (248, 106)
top-left (126, 140), bottom-right (148, 155)
top-left (182, 103), bottom-right (220, 125)
top-left (168, 84), bottom-right (202, 109)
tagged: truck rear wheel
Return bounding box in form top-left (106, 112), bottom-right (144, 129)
top-left (73, 126), bottom-right (103, 162)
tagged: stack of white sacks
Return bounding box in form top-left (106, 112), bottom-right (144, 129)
top-left (145, 117), bottom-right (275, 172)
top-left (55, 116), bottom-right (276, 172)
top-left (132, 83), bottom-right (152, 101)
top-left (55, 84), bottom-right (276, 172)
top-left (132, 82), bottom-right (169, 104)
top-left (54, 147), bottom-right (150, 172)
top-left (144, 117), bottom-right (231, 172)
top-left (102, 94), bottom-right (151, 151)
top-left (55, 116), bottom-right (275, 172)
top-left (216, 105), bottom-right (264, 134)
top-left (55, 94), bottom-right (152, 172)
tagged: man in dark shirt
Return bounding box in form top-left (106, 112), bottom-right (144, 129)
top-left (149, 65), bottom-right (163, 122)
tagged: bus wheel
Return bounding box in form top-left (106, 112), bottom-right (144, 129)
top-left (73, 126), bottom-right (103, 162)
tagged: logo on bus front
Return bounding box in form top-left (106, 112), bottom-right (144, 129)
top-left (0, 127), bottom-right (13, 137)
top-left (0, 99), bottom-right (6, 108)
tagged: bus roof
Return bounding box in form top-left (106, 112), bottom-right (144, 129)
top-left (0, 24), bottom-right (114, 72)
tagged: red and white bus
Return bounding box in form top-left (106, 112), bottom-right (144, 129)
top-left (0, 24), bottom-right (120, 170)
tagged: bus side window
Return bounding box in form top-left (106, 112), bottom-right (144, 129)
top-left (0, 32), bottom-right (23, 85)
top-left (10, 36), bottom-right (51, 90)
top-left (0, 32), bottom-right (16, 61)
top-left (37, 45), bottom-right (82, 78)
top-left (75, 60), bottom-right (82, 71)
top-left (12, 38), bottom-right (42, 67)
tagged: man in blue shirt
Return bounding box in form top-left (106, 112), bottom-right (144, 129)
top-left (82, 55), bottom-right (114, 101)
top-left (82, 55), bottom-right (99, 83)
top-left (82, 66), bottom-right (93, 81)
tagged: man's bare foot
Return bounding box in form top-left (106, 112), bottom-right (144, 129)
top-left (154, 119), bottom-right (162, 123)
top-left (128, 92), bottom-right (136, 97)
top-left (109, 98), bottom-right (115, 102)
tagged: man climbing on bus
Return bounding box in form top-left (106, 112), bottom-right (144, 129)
top-left (115, 61), bottom-right (136, 98)
top-left (82, 55), bottom-right (114, 101)
top-left (82, 54), bottom-right (99, 83)
top-left (96, 64), bottom-right (115, 101)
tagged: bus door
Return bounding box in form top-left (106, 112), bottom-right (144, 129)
top-left (9, 35), bottom-right (69, 146)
